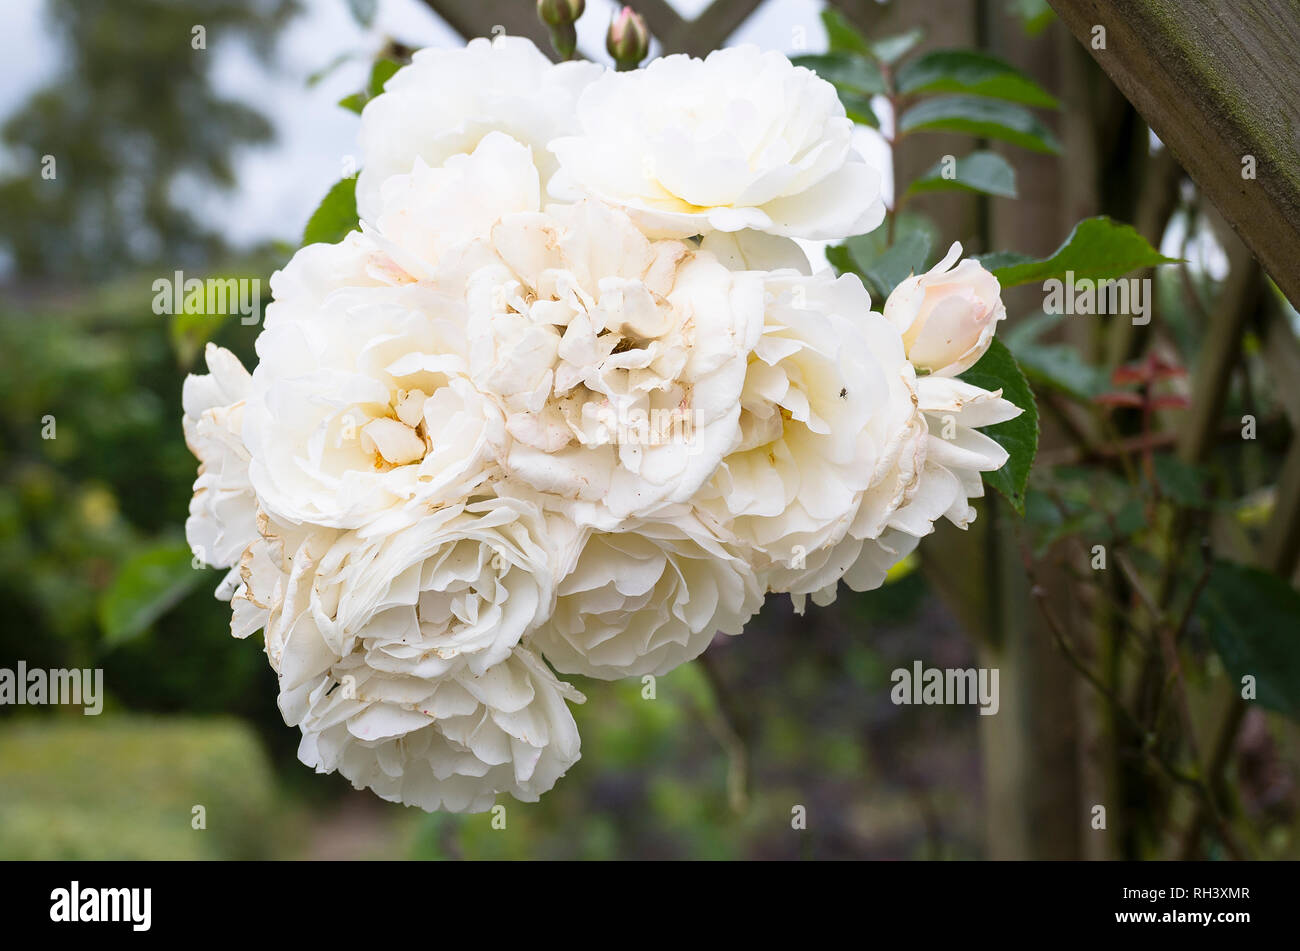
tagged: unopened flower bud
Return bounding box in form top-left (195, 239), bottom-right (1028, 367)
top-left (884, 242), bottom-right (1006, 377)
top-left (537, 0), bottom-right (585, 27)
top-left (607, 6), bottom-right (650, 71)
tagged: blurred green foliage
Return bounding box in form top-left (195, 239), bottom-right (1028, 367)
top-left (0, 717), bottom-right (278, 859)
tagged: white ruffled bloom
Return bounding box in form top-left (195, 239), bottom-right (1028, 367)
top-left (243, 252), bottom-right (504, 533)
top-left (181, 31), bottom-right (1033, 814)
top-left (296, 643), bottom-right (583, 814)
top-left (697, 269), bottom-right (925, 573)
top-left (549, 45), bottom-right (885, 240)
top-left (229, 501), bottom-right (584, 814)
top-left (913, 375), bottom-right (1022, 528)
top-left (183, 344), bottom-right (260, 596)
top-left (370, 131), bottom-right (543, 280)
top-left (885, 242), bottom-right (1007, 377)
top-left (356, 35), bottom-right (601, 224)
top-left (770, 273), bottom-right (1023, 609)
top-left (245, 491), bottom-right (575, 685)
top-left (531, 508), bottom-right (764, 679)
top-left (699, 229), bottom-right (812, 274)
top-left (419, 173), bottom-right (764, 518)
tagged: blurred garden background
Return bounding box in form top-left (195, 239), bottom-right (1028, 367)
top-left (2, 0), bottom-right (1298, 860)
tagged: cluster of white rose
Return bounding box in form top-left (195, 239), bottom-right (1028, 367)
top-left (183, 36), bottom-right (1022, 812)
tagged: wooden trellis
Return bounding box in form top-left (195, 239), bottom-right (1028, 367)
top-left (418, 0), bottom-right (891, 58)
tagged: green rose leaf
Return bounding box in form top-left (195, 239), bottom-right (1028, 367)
top-left (337, 92), bottom-right (367, 115)
top-left (869, 29), bottom-right (925, 65)
top-left (972, 250), bottom-right (1034, 273)
top-left (988, 216), bottom-right (1178, 288)
top-left (791, 53), bottom-right (886, 96)
top-left (820, 8), bottom-right (871, 56)
top-left (1007, 0), bottom-right (1056, 36)
top-left (302, 176), bottom-right (359, 247)
top-left (339, 57), bottom-right (402, 115)
top-left (896, 49), bottom-right (1058, 107)
top-left (850, 230), bottom-right (932, 300)
top-left (899, 95), bottom-right (1061, 153)
top-left (816, 9), bottom-right (923, 64)
top-left (367, 57), bottom-right (401, 98)
top-left (837, 90), bottom-right (881, 128)
top-left (905, 150), bottom-right (1018, 199)
top-left (99, 540), bottom-right (209, 648)
top-left (958, 338), bottom-right (1040, 514)
top-left (838, 214), bottom-right (937, 299)
top-left (1198, 559), bottom-right (1300, 719)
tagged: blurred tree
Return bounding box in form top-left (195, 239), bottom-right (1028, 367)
top-left (0, 0), bottom-right (297, 282)
top-left (0, 0), bottom-right (297, 774)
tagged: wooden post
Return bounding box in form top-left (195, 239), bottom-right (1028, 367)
top-left (1046, 0), bottom-right (1300, 309)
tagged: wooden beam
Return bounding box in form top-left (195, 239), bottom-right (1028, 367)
top-left (422, 0), bottom-right (763, 60)
top-left (1046, 0), bottom-right (1300, 310)
top-left (420, 0), bottom-right (559, 59)
top-left (669, 0), bottom-right (763, 58)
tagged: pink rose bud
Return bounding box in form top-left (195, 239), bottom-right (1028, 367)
top-left (607, 6), bottom-right (650, 71)
top-left (884, 242), bottom-right (1006, 377)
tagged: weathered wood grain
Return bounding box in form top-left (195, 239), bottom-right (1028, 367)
top-left (1047, 0), bottom-right (1300, 307)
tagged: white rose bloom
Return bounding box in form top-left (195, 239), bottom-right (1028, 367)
top-left (183, 344), bottom-right (259, 596)
top-left (912, 374), bottom-right (1022, 528)
top-left (532, 508), bottom-right (764, 679)
top-left (768, 528), bottom-right (924, 611)
top-left (699, 229), bottom-right (812, 274)
top-left (246, 134), bottom-right (574, 533)
top-left (294, 646), bottom-right (584, 814)
top-left (884, 242), bottom-right (1007, 377)
top-left (244, 264), bottom-right (504, 532)
top-left (228, 521), bottom-right (288, 644)
top-left (262, 231), bottom-right (400, 332)
top-left (431, 196), bottom-right (764, 519)
top-left (323, 493), bottom-right (576, 678)
top-left (356, 35), bottom-right (602, 223)
top-left (232, 503), bottom-right (585, 813)
top-left (244, 492), bottom-right (574, 686)
top-left (773, 343), bottom-right (1023, 611)
top-left (370, 131), bottom-right (542, 280)
top-left (697, 269), bottom-right (925, 572)
top-left (183, 29), bottom-right (1035, 813)
top-left (549, 45), bottom-right (885, 240)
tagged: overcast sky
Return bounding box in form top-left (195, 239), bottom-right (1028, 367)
top-left (2, 0), bottom-right (847, 251)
